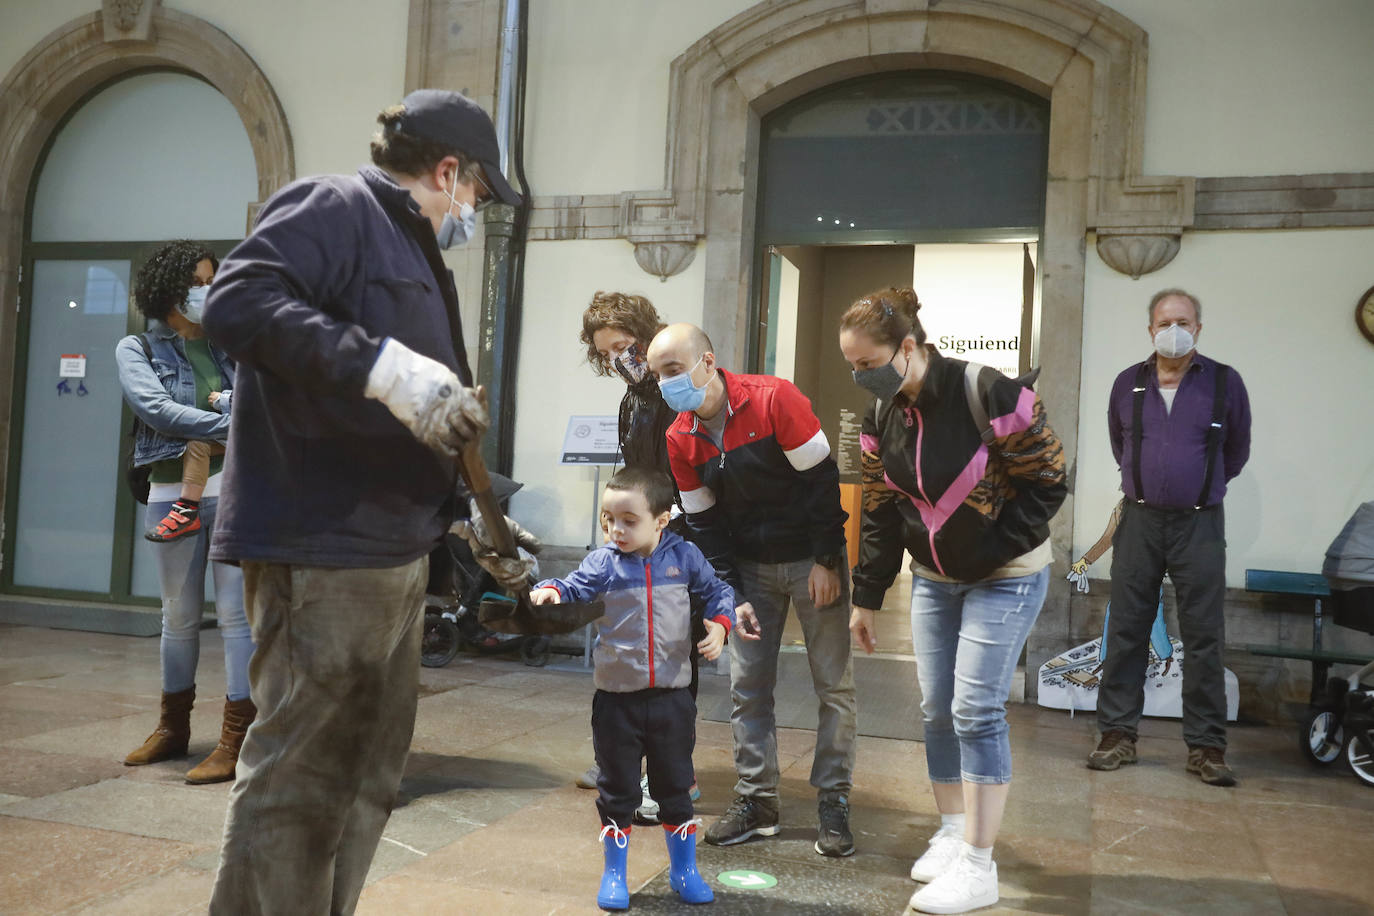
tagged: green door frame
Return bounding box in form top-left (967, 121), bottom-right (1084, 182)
top-left (1, 239), bottom-right (239, 606)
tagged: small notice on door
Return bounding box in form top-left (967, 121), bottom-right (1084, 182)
top-left (58, 354), bottom-right (87, 378)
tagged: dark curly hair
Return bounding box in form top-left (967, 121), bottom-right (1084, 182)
top-left (370, 104), bottom-right (479, 179)
top-left (133, 240), bottom-right (218, 322)
top-left (580, 291), bottom-right (665, 377)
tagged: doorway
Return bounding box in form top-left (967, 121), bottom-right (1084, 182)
top-left (1, 71), bottom-right (256, 611)
top-left (750, 72), bottom-right (1049, 669)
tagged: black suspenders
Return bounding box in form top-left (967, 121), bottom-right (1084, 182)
top-left (1130, 360), bottom-right (1229, 509)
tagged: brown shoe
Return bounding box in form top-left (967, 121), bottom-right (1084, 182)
top-left (124, 687), bottom-right (195, 765)
top-left (1186, 746), bottom-right (1237, 787)
top-left (185, 696), bottom-right (257, 785)
top-left (1086, 730), bottom-right (1138, 770)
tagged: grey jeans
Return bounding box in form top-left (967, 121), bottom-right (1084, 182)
top-left (210, 557), bottom-right (427, 916)
top-left (730, 557), bottom-right (857, 802)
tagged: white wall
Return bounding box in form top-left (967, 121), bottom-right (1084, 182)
top-left (172, 0), bottom-right (410, 180)
top-left (0, 1), bottom-right (410, 183)
top-left (524, 0), bottom-right (755, 195)
top-left (1104, 0), bottom-right (1374, 176)
top-left (509, 239), bottom-right (707, 546)
top-left (1075, 228), bottom-right (1374, 586)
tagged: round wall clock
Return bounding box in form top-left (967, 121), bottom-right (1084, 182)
top-left (1358, 286), bottom-right (1374, 346)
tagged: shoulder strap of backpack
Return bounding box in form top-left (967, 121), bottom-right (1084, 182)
top-left (963, 362), bottom-right (996, 445)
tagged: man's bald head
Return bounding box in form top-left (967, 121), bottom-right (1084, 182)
top-left (648, 323), bottom-right (714, 378)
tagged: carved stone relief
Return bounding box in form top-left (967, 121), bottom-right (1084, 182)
top-left (103, 0), bottom-right (156, 43)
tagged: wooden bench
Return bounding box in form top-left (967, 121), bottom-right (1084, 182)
top-left (1245, 569), bottom-right (1369, 705)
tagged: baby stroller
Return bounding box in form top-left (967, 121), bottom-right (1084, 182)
top-left (420, 474), bottom-right (551, 669)
top-left (1304, 501), bottom-right (1374, 787)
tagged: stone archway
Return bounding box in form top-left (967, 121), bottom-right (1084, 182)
top-left (0, 0), bottom-right (293, 512)
top-left (619, 0), bottom-right (1190, 674)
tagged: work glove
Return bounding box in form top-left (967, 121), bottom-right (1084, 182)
top-left (451, 508), bottom-right (542, 591)
top-left (1066, 557), bottom-right (1091, 594)
top-left (365, 338), bottom-right (488, 458)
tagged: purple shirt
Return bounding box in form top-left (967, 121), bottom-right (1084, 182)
top-left (1108, 352), bottom-right (1251, 508)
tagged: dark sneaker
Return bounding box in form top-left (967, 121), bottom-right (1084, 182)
top-left (704, 795), bottom-right (779, 847)
top-left (1086, 730), bottom-right (1138, 771)
top-left (1187, 747), bottom-right (1237, 787)
top-left (145, 501), bottom-right (201, 542)
top-left (815, 796), bottom-right (855, 857)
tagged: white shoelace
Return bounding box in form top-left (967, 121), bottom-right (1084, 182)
top-left (668, 817), bottom-right (703, 841)
top-left (599, 823), bottom-right (629, 848)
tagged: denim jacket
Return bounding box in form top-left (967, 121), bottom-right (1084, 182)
top-left (114, 322), bottom-right (235, 467)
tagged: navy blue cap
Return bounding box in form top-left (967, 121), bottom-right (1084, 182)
top-left (397, 89), bottom-right (522, 207)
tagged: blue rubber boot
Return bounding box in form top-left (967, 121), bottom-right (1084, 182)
top-left (664, 822), bottom-right (714, 904)
top-left (597, 823), bottom-right (630, 911)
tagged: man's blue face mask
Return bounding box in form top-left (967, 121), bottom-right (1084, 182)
top-left (657, 356), bottom-right (708, 412)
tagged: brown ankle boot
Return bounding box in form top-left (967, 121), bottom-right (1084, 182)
top-left (124, 686), bottom-right (195, 765)
top-left (185, 696), bottom-right (257, 785)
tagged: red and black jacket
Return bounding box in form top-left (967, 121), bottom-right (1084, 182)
top-left (664, 370), bottom-right (847, 591)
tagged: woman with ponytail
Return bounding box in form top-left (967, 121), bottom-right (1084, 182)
top-left (838, 287), bottom-right (1067, 914)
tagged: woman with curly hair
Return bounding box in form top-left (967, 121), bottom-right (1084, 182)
top-left (114, 239), bottom-right (254, 784)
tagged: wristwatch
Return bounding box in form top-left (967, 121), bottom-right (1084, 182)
top-left (815, 552), bottom-right (844, 571)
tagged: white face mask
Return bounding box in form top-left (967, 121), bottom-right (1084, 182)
top-left (435, 170), bottom-right (477, 249)
top-left (1153, 323), bottom-right (1195, 359)
top-left (179, 285), bottom-right (209, 324)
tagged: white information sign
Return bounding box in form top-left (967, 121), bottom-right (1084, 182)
top-left (59, 354), bottom-right (87, 378)
top-left (559, 415), bottom-right (621, 465)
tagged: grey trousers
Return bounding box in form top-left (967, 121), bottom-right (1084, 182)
top-left (1098, 502), bottom-right (1229, 749)
top-left (730, 557), bottom-right (857, 802)
top-left (210, 557), bottom-right (427, 916)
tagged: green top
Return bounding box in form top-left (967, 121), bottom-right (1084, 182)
top-left (148, 337), bottom-right (226, 485)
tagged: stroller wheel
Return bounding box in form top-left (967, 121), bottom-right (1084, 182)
top-left (1299, 708), bottom-right (1345, 765)
top-left (421, 612), bottom-right (461, 668)
top-left (521, 636), bottom-right (551, 668)
top-left (1346, 728), bottom-right (1374, 787)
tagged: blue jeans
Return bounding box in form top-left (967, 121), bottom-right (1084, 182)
top-left (911, 567), bottom-right (1047, 785)
top-left (730, 558), bottom-right (857, 801)
top-left (145, 496), bottom-right (252, 700)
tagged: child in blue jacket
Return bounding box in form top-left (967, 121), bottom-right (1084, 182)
top-left (532, 466), bottom-right (735, 910)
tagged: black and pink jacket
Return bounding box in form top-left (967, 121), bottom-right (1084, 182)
top-left (851, 349), bottom-right (1067, 605)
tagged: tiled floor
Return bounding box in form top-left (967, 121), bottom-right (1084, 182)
top-left (1, 623), bottom-right (1372, 915)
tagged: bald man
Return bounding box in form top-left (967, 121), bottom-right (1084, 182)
top-left (647, 323), bottom-right (857, 858)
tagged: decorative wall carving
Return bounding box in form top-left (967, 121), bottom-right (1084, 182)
top-left (103, 0), bottom-right (155, 43)
top-left (1094, 231), bottom-right (1182, 279)
top-left (633, 242), bottom-right (697, 281)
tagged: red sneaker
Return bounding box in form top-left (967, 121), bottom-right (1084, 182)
top-left (146, 501), bottom-right (202, 542)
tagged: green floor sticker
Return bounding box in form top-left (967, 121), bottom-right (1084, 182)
top-left (717, 870), bottom-right (778, 890)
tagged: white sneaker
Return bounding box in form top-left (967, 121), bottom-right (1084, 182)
top-left (908, 857), bottom-right (998, 914)
top-left (633, 774), bottom-right (660, 824)
top-left (910, 826), bottom-right (962, 882)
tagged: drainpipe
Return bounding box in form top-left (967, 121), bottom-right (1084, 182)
top-left (478, 0), bottom-right (530, 476)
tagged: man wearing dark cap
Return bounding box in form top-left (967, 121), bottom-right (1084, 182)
top-left (203, 90), bottom-right (525, 913)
